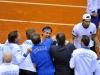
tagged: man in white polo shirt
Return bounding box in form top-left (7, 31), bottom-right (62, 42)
top-left (70, 35), bottom-right (97, 75)
top-left (0, 52), bottom-right (19, 75)
top-left (19, 28), bottom-right (36, 75)
top-left (72, 13), bottom-right (100, 52)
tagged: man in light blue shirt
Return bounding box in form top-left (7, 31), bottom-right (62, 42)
top-left (70, 35), bottom-right (97, 75)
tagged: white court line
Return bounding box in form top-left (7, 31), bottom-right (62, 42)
top-left (0, 18), bottom-right (74, 26)
top-left (0, 0), bottom-right (86, 8)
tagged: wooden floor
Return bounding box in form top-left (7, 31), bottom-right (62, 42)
top-left (0, 0), bottom-right (99, 43)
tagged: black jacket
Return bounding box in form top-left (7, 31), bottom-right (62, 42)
top-left (50, 43), bottom-right (76, 75)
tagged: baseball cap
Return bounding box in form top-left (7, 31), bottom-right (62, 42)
top-left (82, 13), bottom-right (91, 20)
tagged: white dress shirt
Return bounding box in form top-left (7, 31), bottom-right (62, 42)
top-left (19, 40), bottom-right (36, 72)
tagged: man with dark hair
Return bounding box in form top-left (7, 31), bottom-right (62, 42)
top-left (56, 32), bottom-right (65, 45)
top-left (30, 33), bottom-right (55, 75)
top-left (8, 30), bottom-right (19, 43)
top-left (81, 35), bottom-right (90, 46)
top-left (31, 33), bottom-right (41, 44)
top-left (50, 32), bottom-right (75, 75)
top-left (26, 28), bottom-right (36, 39)
top-left (70, 35), bottom-right (97, 75)
top-left (1, 30), bottom-right (31, 65)
top-left (41, 26), bottom-right (58, 47)
top-left (19, 28), bottom-right (36, 75)
top-left (42, 26), bottom-right (52, 40)
top-left (41, 26), bottom-right (54, 49)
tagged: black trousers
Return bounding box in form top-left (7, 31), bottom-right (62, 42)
top-left (19, 69), bottom-right (36, 75)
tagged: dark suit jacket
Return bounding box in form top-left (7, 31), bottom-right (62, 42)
top-left (50, 43), bottom-right (76, 75)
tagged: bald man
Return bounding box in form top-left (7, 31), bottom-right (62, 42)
top-left (0, 52), bottom-right (19, 75)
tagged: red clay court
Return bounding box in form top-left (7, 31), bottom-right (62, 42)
top-left (0, 0), bottom-right (99, 43)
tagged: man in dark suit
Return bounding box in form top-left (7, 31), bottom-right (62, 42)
top-left (50, 32), bottom-right (75, 75)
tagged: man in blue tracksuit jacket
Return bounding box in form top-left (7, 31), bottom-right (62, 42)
top-left (30, 33), bottom-right (55, 75)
